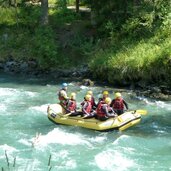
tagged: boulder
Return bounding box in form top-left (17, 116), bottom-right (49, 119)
top-left (82, 79), bottom-right (94, 86)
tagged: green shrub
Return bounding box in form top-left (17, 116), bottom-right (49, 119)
top-left (33, 26), bottom-right (59, 68)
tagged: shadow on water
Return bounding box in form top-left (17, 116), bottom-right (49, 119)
top-left (0, 72), bottom-right (79, 86)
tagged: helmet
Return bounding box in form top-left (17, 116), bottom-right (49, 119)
top-left (70, 92), bottom-right (76, 99)
top-left (103, 91), bottom-right (109, 95)
top-left (87, 90), bottom-right (93, 95)
top-left (105, 97), bottom-right (111, 104)
top-left (115, 92), bottom-right (121, 98)
top-left (85, 94), bottom-right (91, 101)
top-left (62, 83), bottom-right (68, 88)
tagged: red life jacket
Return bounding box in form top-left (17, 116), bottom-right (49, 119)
top-left (67, 100), bottom-right (76, 112)
top-left (82, 101), bottom-right (92, 114)
top-left (113, 98), bottom-right (124, 110)
top-left (96, 102), bottom-right (106, 117)
top-left (90, 97), bottom-right (96, 107)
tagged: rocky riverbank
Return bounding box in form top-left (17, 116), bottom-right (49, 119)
top-left (0, 59), bottom-right (90, 78)
top-left (1, 59), bottom-right (171, 101)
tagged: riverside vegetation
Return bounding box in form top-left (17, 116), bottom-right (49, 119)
top-left (0, 0), bottom-right (171, 87)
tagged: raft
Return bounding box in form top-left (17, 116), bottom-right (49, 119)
top-left (47, 104), bottom-right (143, 131)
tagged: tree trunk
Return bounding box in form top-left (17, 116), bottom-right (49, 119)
top-left (8, 0), bottom-right (12, 6)
top-left (90, 0), bottom-right (97, 27)
top-left (124, 0), bottom-right (127, 18)
top-left (40, 0), bottom-right (48, 25)
top-left (76, 0), bottom-right (79, 13)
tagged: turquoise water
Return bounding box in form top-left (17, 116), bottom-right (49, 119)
top-left (0, 73), bottom-right (171, 171)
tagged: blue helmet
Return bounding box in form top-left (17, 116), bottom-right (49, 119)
top-left (62, 83), bottom-right (68, 88)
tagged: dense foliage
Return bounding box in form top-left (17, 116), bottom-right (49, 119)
top-left (0, 0), bottom-right (171, 85)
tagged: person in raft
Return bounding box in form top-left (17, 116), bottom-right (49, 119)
top-left (97, 90), bottom-right (109, 106)
top-left (96, 97), bottom-right (117, 121)
top-left (81, 94), bottom-right (96, 118)
top-left (65, 92), bottom-right (77, 114)
top-left (110, 92), bottom-right (128, 115)
top-left (58, 83), bottom-right (69, 108)
top-left (87, 90), bottom-right (97, 109)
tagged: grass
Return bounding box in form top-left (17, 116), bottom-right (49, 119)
top-left (89, 28), bottom-right (171, 85)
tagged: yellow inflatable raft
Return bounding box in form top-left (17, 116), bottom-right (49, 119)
top-left (47, 104), bottom-right (145, 131)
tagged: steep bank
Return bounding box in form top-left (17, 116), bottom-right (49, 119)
top-left (89, 28), bottom-right (171, 87)
top-left (0, 3), bottom-right (171, 90)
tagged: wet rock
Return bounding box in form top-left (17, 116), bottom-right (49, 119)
top-left (4, 61), bottom-right (20, 73)
top-left (0, 63), bottom-right (4, 70)
top-left (20, 62), bottom-right (28, 72)
top-left (82, 79), bottom-right (94, 86)
top-left (160, 85), bottom-right (171, 95)
top-left (28, 60), bottom-right (37, 69)
top-left (150, 86), bottom-right (161, 93)
top-left (149, 93), bottom-right (170, 101)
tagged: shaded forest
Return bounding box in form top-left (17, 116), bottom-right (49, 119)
top-left (0, 0), bottom-right (171, 86)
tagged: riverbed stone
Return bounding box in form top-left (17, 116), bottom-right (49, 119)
top-left (0, 63), bottom-right (4, 69)
top-left (82, 79), bottom-right (94, 86)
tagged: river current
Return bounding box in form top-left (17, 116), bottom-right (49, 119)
top-left (0, 73), bottom-right (171, 171)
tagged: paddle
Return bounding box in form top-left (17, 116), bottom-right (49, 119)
top-left (135, 110), bottom-right (147, 115)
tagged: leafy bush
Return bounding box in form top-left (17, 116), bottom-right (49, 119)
top-left (33, 26), bottom-right (59, 68)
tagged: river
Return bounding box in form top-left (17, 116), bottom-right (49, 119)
top-left (0, 73), bottom-right (171, 171)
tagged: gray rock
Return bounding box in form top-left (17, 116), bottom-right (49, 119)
top-left (150, 86), bottom-right (161, 93)
top-left (82, 79), bottom-right (94, 86)
top-left (20, 62), bottom-right (28, 71)
top-left (0, 63), bottom-right (4, 69)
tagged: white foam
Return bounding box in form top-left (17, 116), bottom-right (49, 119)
top-left (90, 136), bottom-right (107, 143)
top-left (50, 149), bottom-right (77, 169)
top-left (112, 135), bottom-right (130, 145)
top-left (0, 88), bottom-right (19, 96)
top-left (24, 91), bottom-right (38, 97)
top-left (31, 128), bottom-right (91, 148)
top-left (53, 159), bottom-right (77, 170)
top-left (137, 96), bottom-right (171, 111)
top-left (80, 85), bottom-right (88, 90)
top-left (29, 104), bottom-right (49, 114)
top-left (0, 104), bottom-right (7, 112)
top-left (0, 144), bottom-right (17, 155)
top-left (155, 101), bottom-right (171, 110)
top-left (18, 139), bottom-right (32, 146)
top-left (95, 150), bottom-right (135, 171)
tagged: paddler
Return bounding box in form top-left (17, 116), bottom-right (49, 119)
top-left (111, 92), bottom-right (128, 115)
top-left (96, 97), bottom-right (117, 121)
top-left (58, 83), bottom-right (69, 108)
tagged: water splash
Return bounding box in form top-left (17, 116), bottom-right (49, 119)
top-left (95, 150), bottom-right (135, 171)
top-left (31, 128), bottom-right (92, 148)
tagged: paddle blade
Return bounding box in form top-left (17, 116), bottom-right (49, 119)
top-left (136, 110), bottom-right (147, 115)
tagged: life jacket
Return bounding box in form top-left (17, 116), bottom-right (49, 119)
top-left (113, 98), bottom-right (124, 110)
top-left (82, 100), bottom-right (92, 114)
top-left (67, 100), bottom-right (76, 112)
top-left (96, 102), bottom-right (106, 117)
top-left (90, 97), bottom-right (96, 107)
